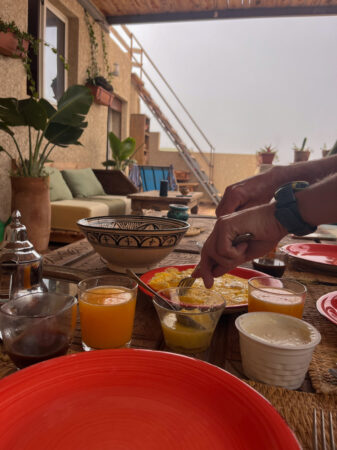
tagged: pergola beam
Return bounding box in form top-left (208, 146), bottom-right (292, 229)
top-left (106, 5), bottom-right (337, 25)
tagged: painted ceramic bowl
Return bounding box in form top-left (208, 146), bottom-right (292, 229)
top-left (77, 215), bottom-right (190, 273)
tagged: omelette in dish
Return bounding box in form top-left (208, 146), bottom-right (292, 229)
top-left (148, 267), bottom-right (248, 306)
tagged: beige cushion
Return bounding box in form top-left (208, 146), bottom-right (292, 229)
top-left (51, 196), bottom-right (131, 232)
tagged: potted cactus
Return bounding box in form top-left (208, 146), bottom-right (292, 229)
top-left (257, 145), bottom-right (278, 165)
top-left (293, 138), bottom-right (311, 163)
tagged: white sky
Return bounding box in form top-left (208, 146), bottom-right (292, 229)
top-left (128, 16), bottom-right (337, 165)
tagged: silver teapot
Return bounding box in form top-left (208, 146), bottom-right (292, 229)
top-left (0, 210), bottom-right (47, 300)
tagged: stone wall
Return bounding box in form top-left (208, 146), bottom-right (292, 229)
top-left (0, 0), bottom-right (139, 221)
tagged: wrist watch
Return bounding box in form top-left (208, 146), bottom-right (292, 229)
top-left (274, 181), bottom-right (317, 236)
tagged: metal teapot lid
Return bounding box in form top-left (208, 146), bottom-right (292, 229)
top-left (0, 210), bottom-right (41, 264)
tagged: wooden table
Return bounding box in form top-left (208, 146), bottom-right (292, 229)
top-left (127, 190), bottom-right (203, 214)
top-left (1, 217), bottom-right (337, 449)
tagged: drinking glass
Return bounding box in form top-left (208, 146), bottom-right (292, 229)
top-left (248, 277), bottom-right (307, 318)
top-left (78, 275), bottom-right (138, 351)
top-left (0, 292), bottom-right (77, 369)
top-left (153, 287), bottom-right (225, 355)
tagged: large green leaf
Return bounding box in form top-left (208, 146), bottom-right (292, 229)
top-left (0, 122), bottom-right (14, 137)
top-left (18, 98), bottom-right (47, 130)
top-left (44, 85), bottom-right (92, 145)
top-left (119, 137), bottom-right (136, 160)
top-left (39, 98), bottom-right (57, 119)
top-left (0, 98), bottom-right (26, 126)
top-left (108, 132), bottom-right (122, 161)
top-left (49, 85), bottom-right (92, 127)
top-left (45, 123), bottom-right (86, 146)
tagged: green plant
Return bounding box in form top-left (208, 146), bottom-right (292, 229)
top-left (0, 85), bottom-right (93, 177)
top-left (103, 132), bottom-right (137, 171)
top-left (258, 145), bottom-right (277, 154)
top-left (0, 17), bottom-right (68, 98)
top-left (293, 137), bottom-right (311, 153)
top-left (84, 10), bottom-right (113, 89)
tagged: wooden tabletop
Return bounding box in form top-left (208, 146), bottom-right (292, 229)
top-left (127, 190), bottom-right (203, 202)
top-left (1, 217), bottom-right (336, 449)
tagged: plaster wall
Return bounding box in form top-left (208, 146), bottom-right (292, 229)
top-left (0, 0), bottom-right (137, 221)
top-left (148, 147), bottom-right (258, 199)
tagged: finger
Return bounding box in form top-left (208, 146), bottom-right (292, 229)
top-left (197, 255), bottom-right (216, 289)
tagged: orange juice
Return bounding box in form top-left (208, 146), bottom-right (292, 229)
top-left (79, 286), bottom-right (136, 349)
top-left (248, 287), bottom-right (304, 318)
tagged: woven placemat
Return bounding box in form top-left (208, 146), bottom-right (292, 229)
top-left (247, 380), bottom-right (337, 450)
top-left (302, 284), bottom-right (337, 395)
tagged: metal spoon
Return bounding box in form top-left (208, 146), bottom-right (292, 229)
top-left (125, 269), bottom-right (206, 330)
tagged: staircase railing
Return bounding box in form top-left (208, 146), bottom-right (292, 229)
top-left (110, 25), bottom-right (218, 196)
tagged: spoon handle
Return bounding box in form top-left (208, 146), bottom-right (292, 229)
top-left (125, 269), bottom-right (175, 310)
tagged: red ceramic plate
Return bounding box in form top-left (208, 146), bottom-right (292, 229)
top-left (140, 264), bottom-right (266, 311)
top-left (0, 349), bottom-right (300, 449)
top-left (316, 291), bottom-right (337, 325)
top-left (281, 243), bottom-right (337, 273)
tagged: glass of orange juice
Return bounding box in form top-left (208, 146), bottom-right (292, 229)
top-left (78, 275), bottom-right (138, 351)
top-left (248, 276), bottom-right (306, 318)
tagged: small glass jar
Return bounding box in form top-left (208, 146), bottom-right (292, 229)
top-left (167, 204), bottom-right (189, 221)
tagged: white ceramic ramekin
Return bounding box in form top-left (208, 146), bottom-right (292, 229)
top-left (235, 312), bottom-right (321, 390)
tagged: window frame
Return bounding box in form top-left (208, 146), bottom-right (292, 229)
top-left (38, 0), bottom-right (68, 103)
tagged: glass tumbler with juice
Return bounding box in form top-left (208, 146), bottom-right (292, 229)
top-left (248, 277), bottom-right (306, 318)
top-left (78, 275), bottom-right (138, 351)
top-left (153, 287), bottom-right (225, 354)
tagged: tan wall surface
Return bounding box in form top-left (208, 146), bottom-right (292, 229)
top-left (0, 0), bottom-right (136, 221)
top-left (149, 147), bottom-right (258, 200)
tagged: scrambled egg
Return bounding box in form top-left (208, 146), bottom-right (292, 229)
top-left (149, 267), bottom-right (248, 306)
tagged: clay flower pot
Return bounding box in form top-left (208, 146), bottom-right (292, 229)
top-left (86, 85), bottom-right (114, 107)
top-left (322, 149), bottom-right (330, 158)
top-left (294, 150), bottom-right (310, 163)
top-left (11, 176), bottom-right (51, 252)
top-left (0, 31), bottom-right (28, 58)
top-left (259, 152), bottom-right (276, 165)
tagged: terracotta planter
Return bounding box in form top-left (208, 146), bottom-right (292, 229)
top-left (322, 149), bottom-right (330, 158)
top-left (86, 85), bottom-right (114, 107)
top-left (11, 176), bottom-right (51, 252)
top-left (0, 31), bottom-right (28, 58)
top-left (259, 152), bottom-right (276, 164)
top-left (294, 150), bottom-right (310, 163)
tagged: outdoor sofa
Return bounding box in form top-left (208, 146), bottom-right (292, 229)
top-left (47, 167), bottom-right (133, 235)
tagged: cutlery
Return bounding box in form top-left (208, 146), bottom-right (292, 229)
top-left (125, 269), bottom-right (206, 330)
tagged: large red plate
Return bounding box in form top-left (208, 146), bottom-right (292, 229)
top-left (281, 243), bottom-right (337, 273)
top-left (140, 265), bottom-right (267, 311)
top-left (0, 349), bottom-right (299, 449)
top-left (316, 291), bottom-right (337, 325)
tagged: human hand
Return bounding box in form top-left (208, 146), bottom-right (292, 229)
top-left (216, 169), bottom-right (281, 217)
top-left (192, 203), bottom-right (287, 288)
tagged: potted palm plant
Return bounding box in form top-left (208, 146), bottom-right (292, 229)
top-left (93, 132), bottom-right (138, 195)
top-left (293, 138), bottom-right (311, 163)
top-left (257, 145), bottom-right (278, 165)
top-left (0, 85), bottom-right (93, 251)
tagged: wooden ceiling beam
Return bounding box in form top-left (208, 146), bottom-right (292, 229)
top-left (106, 5), bottom-right (337, 24)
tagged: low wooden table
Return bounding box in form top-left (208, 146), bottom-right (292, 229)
top-left (127, 190), bottom-right (203, 214)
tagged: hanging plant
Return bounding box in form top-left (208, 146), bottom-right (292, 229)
top-left (84, 10), bottom-right (113, 92)
top-left (0, 17), bottom-right (68, 99)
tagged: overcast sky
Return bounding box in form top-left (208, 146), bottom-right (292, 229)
top-left (128, 16), bottom-right (337, 164)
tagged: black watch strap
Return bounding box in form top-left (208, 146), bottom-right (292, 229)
top-left (274, 181), bottom-right (317, 236)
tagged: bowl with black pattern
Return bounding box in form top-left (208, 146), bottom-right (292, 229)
top-left (77, 215), bottom-right (190, 273)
